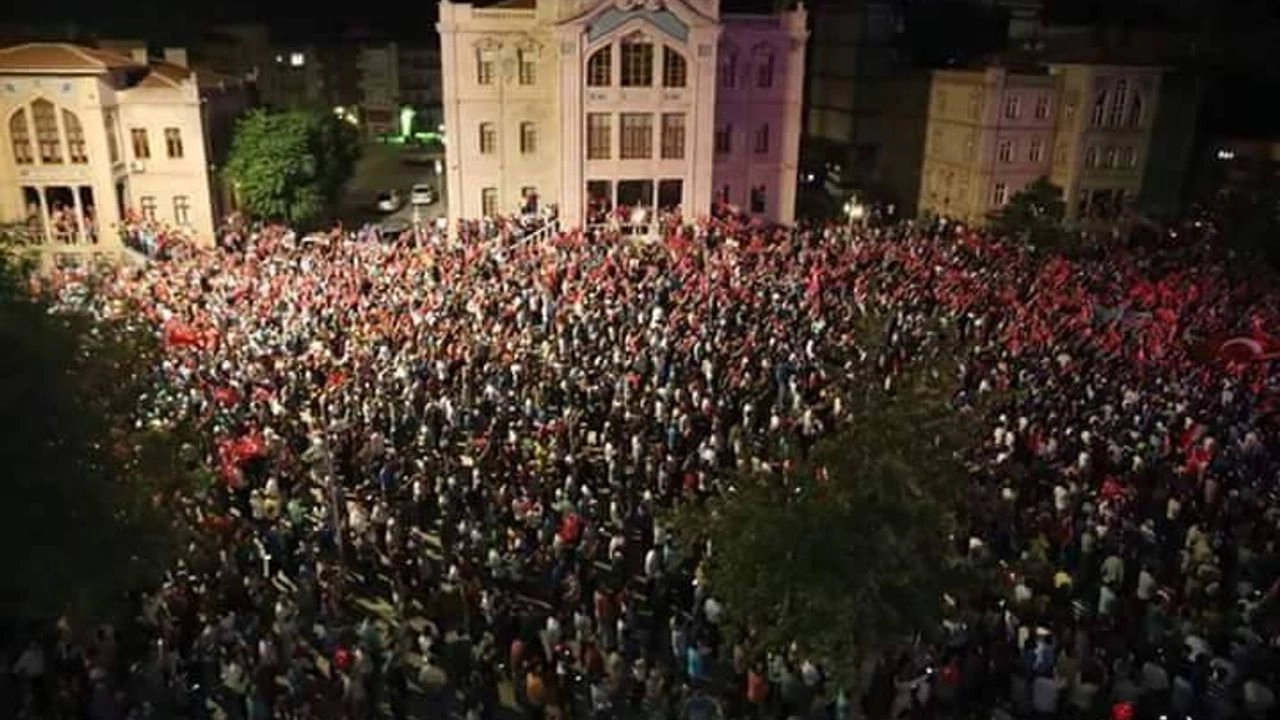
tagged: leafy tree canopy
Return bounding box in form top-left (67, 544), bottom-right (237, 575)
top-left (224, 108), bottom-right (360, 227)
top-left (988, 176), bottom-right (1068, 248)
top-left (0, 239), bottom-right (195, 625)
top-left (672, 319), bottom-right (981, 690)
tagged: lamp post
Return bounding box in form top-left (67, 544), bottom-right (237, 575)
top-left (844, 197), bottom-right (866, 230)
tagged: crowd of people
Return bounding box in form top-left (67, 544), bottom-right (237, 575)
top-left (4, 206), bottom-right (1280, 720)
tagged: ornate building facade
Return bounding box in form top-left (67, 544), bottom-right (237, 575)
top-left (437, 0), bottom-right (807, 228)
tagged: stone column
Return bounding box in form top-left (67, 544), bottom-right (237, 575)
top-left (36, 186), bottom-right (51, 244)
top-left (72, 186), bottom-right (86, 245)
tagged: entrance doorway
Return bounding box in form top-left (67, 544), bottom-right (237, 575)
top-left (657, 179), bottom-right (682, 212)
top-left (616, 180), bottom-right (654, 210)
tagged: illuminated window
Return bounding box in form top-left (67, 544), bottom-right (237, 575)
top-left (620, 113), bottom-right (653, 159)
top-left (173, 195), bottom-right (190, 225)
top-left (662, 47), bottom-right (686, 88)
top-left (660, 113), bottom-right (685, 159)
top-left (997, 139), bottom-right (1014, 163)
top-left (587, 114), bottom-right (611, 159)
top-left (131, 128), bottom-right (150, 159)
top-left (620, 38), bottom-right (653, 87)
top-left (62, 110), bottom-right (86, 163)
top-left (32, 99), bottom-right (62, 163)
top-left (992, 182), bottom-right (1008, 205)
top-left (479, 123), bottom-right (496, 154)
top-left (289, 52), bottom-right (305, 67)
top-left (164, 127), bottom-right (183, 159)
top-left (9, 109), bottom-right (32, 165)
top-left (587, 46), bottom-right (611, 87)
top-left (1029, 139), bottom-right (1044, 163)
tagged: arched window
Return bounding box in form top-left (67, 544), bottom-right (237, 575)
top-left (620, 34), bottom-right (653, 87)
top-left (1090, 91), bottom-right (1107, 127)
top-left (9, 109), bottom-right (33, 165)
top-left (753, 46), bottom-right (775, 88)
top-left (662, 46), bottom-right (686, 88)
top-left (62, 109), bottom-right (87, 164)
top-left (587, 46), bottom-right (611, 87)
top-left (1127, 94), bottom-right (1143, 127)
top-left (719, 47), bottom-right (737, 88)
top-left (31, 98), bottom-right (62, 164)
top-left (1108, 79), bottom-right (1127, 127)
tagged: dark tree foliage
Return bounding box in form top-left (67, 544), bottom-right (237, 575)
top-left (673, 319), bottom-right (981, 690)
top-left (987, 176), bottom-right (1068, 249)
top-left (0, 241), bottom-right (194, 624)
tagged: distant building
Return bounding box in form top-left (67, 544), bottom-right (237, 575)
top-left (399, 41), bottom-right (445, 134)
top-left (357, 43), bottom-right (401, 138)
top-left (0, 42), bottom-right (220, 262)
top-left (259, 45), bottom-right (326, 109)
top-left (437, 0), bottom-right (808, 228)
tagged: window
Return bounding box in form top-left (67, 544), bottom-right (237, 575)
top-left (477, 51), bottom-right (495, 85)
top-left (714, 123), bottom-right (732, 154)
top-left (755, 50), bottom-right (775, 88)
top-left (587, 46), bottom-right (611, 87)
top-left (620, 113), bottom-right (653, 159)
top-left (1103, 147), bottom-right (1117, 169)
top-left (131, 128), bottom-right (150, 159)
top-left (992, 182), bottom-right (1008, 206)
top-left (1003, 94), bottom-right (1020, 119)
top-left (164, 127), bottom-right (183, 159)
top-left (1029, 139), bottom-right (1044, 163)
top-left (32, 99), bottom-right (61, 164)
top-left (620, 38), bottom-right (654, 87)
top-left (720, 50), bottom-right (737, 88)
top-left (1121, 147), bottom-right (1137, 168)
top-left (520, 122), bottom-right (537, 154)
top-left (587, 113), bottom-right (611, 159)
top-left (289, 52), bottom-right (305, 67)
top-left (1084, 146), bottom-right (1098, 168)
top-left (479, 122), bottom-right (496, 154)
top-left (1034, 94), bottom-right (1050, 119)
top-left (173, 195), bottom-right (191, 225)
top-left (750, 185), bottom-right (766, 213)
top-left (481, 187), bottom-right (498, 217)
top-left (518, 50), bottom-right (536, 85)
top-left (660, 113), bottom-right (685, 159)
top-left (754, 123), bottom-right (769, 154)
top-left (1127, 94), bottom-right (1143, 127)
top-left (1091, 91), bottom-right (1107, 126)
top-left (935, 89), bottom-right (948, 114)
top-left (997, 139), bottom-right (1014, 163)
top-left (662, 47), bottom-right (687, 88)
top-left (140, 195), bottom-right (157, 221)
top-left (104, 113), bottom-right (119, 163)
top-left (9, 109), bottom-right (32, 165)
top-left (62, 110), bottom-right (87, 163)
top-left (1109, 80), bottom-right (1127, 127)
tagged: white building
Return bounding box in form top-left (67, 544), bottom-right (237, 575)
top-left (437, 0), bottom-right (807, 228)
top-left (0, 43), bottom-right (217, 263)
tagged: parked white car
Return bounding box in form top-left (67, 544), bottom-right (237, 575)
top-left (376, 190), bottom-right (403, 213)
top-left (410, 184), bottom-right (437, 206)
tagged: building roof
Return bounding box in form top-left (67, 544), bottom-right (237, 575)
top-left (475, 0), bottom-right (537, 9)
top-left (137, 59), bottom-right (192, 88)
top-left (0, 42), bottom-right (141, 74)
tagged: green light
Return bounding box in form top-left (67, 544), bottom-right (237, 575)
top-left (399, 107), bottom-right (416, 138)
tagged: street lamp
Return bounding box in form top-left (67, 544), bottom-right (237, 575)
top-left (844, 197), bottom-right (866, 228)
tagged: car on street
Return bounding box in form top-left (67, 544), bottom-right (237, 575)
top-left (411, 184), bottom-right (437, 206)
top-left (375, 190), bottom-right (403, 213)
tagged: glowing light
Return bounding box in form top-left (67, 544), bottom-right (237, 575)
top-left (400, 107), bottom-right (416, 139)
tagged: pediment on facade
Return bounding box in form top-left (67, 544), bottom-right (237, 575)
top-left (561, 0), bottom-right (716, 46)
top-left (474, 37), bottom-right (504, 52)
top-left (514, 35), bottom-right (544, 53)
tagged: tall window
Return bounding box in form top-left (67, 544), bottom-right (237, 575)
top-left (164, 127), bottom-right (183, 159)
top-left (992, 182), bottom-right (1008, 206)
top-left (32, 99), bottom-right (61, 164)
top-left (754, 50), bottom-right (775, 88)
top-left (750, 185), bottom-right (766, 213)
top-left (1127, 94), bottom-right (1143, 127)
top-left (714, 123), bottom-right (731, 154)
top-left (662, 47), bottom-right (686, 88)
top-left (9, 109), bottom-right (32, 165)
top-left (477, 51), bottom-right (495, 85)
top-left (1034, 94), bottom-right (1050, 119)
top-left (518, 49), bottom-right (536, 85)
top-left (997, 139), bottom-right (1014, 163)
top-left (620, 113), bottom-right (653, 159)
top-left (479, 122), bottom-right (496, 154)
top-left (1029, 138), bottom-right (1044, 163)
top-left (1121, 146), bottom-right (1137, 169)
top-left (719, 50), bottom-right (737, 88)
top-left (620, 38), bottom-right (654, 87)
top-left (754, 123), bottom-right (769, 154)
top-left (62, 110), bottom-right (87, 164)
top-left (481, 187), bottom-right (497, 217)
top-left (1091, 91), bottom-right (1107, 127)
top-left (1109, 80), bottom-right (1127, 127)
top-left (660, 113), bottom-right (685, 159)
top-left (131, 128), bottom-right (150, 159)
top-left (1103, 147), bottom-right (1117, 169)
top-left (587, 113), bottom-right (611, 159)
top-left (173, 195), bottom-right (191, 225)
top-left (587, 46), bottom-right (612, 87)
top-left (1003, 94), bottom-right (1020, 119)
top-left (104, 112), bottom-right (119, 163)
top-left (140, 195), bottom-right (157, 221)
top-left (520, 121), bottom-right (537, 155)
top-left (1084, 146), bottom-right (1098, 168)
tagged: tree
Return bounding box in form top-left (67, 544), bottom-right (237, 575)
top-left (0, 239), bottom-right (194, 624)
top-left (224, 108), bottom-right (360, 226)
top-left (988, 176), bottom-right (1068, 248)
top-left (672, 320), bottom-right (981, 691)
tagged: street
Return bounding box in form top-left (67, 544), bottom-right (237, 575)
top-left (340, 141), bottom-right (448, 229)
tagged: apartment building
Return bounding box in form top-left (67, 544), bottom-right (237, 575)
top-left (437, 0), bottom-right (807, 227)
top-left (399, 41), bottom-right (444, 133)
top-left (0, 43), bottom-right (218, 263)
top-left (357, 43), bottom-right (401, 137)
